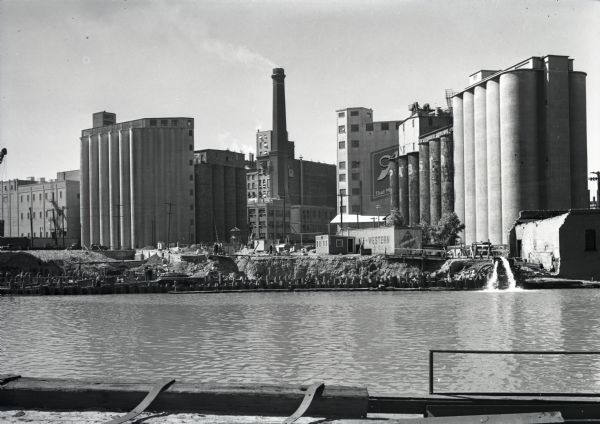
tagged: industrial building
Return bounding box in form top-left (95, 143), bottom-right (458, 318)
top-left (510, 210), bottom-right (600, 280)
top-left (336, 103), bottom-right (453, 225)
top-left (0, 171), bottom-right (81, 247)
top-left (452, 55), bottom-right (588, 245)
top-left (194, 149), bottom-right (247, 243)
top-left (80, 112), bottom-right (195, 249)
top-left (247, 69), bottom-right (337, 243)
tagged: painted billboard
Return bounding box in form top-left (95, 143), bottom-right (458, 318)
top-left (371, 146), bottom-right (399, 200)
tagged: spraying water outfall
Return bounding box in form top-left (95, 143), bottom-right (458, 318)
top-left (485, 258), bottom-right (519, 291)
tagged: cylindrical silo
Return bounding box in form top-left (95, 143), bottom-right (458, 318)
top-left (119, 130), bottom-right (131, 249)
top-left (389, 158), bottom-right (400, 212)
top-left (407, 152), bottom-right (420, 226)
top-left (486, 79), bottom-right (502, 244)
top-left (419, 142), bottom-right (430, 225)
top-left (89, 135), bottom-right (100, 244)
top-left (98, 133), bottom-right (110, 247)
top-left (429, 138), bottom-right (441, 225)
top-left (80, 136), bottom-right (90, 247)
top-left (500, 70), bottom-right (540, 244)
top-left (156, 127), bottom-right (165, 244)
top-left (129, 128), bottom-right (141, 248)
top-left (142, 128), bottom-right (154, 247)
top-left (569, 71), bottom-right (588, 209)
top-left (474, 85), bottom-right (488, 242)
top-left (452, 96), bottom-right (465, 238)
top-left (463, 90), bottom-right (476, 244)
top-left (440, 135), bottom-right (453, 217)
top-left (108, 130), bottom-right (120, 250)
top-left (398, 155), bottom-right (409, 225)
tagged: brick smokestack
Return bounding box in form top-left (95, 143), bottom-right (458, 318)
top-left (271, 68), bottom-right (288, 199)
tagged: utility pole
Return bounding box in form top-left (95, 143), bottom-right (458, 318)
top-left (591, 171), bottom-right (600, 209)
top-left (61, 206), bottom-right (66, 248)
top-left (165, 202), bottom-right (173, 250)
top-left (338, 189), bottom-right (346, 234)
top-left (282, 193), bottom-right (286, 244)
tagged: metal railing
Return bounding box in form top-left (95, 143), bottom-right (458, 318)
top-left (429, 349), bottom-right (600, 396)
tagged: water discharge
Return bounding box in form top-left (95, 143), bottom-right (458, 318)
top-left (485, 257), bottom-right (519, 291)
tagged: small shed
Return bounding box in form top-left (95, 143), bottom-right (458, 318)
top-left (315, 235), bottom-right (356, 255)
top-left (510, 209), bottom-right (600, 280)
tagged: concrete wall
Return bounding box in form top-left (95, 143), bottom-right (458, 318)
top-left (560, 212), bottom-right (600, 280)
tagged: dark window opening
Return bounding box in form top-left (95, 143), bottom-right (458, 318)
top-left (350, 111), bottom-right (359, 116)
top-left (161, 119), bottom-right (168, 126)
top-left (350, 124), bottom-right (359, 132)
top-left (366, 123), bottom-right (374, 131)
top-left (338, 141), bottom-right (345, 149)
top-left (150, 119), bottom-right (157, 126)
top-left (585, 229), bottom-right (597, 251)
top-left (338, 112), bottom-right (345, 118)
top-left (381, 122), bottom-right (389, 131)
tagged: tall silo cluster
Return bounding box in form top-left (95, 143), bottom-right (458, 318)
top-left (391, 132), bottom-right (454, 227)
top-left (452, 55), bottom-right (588, 245)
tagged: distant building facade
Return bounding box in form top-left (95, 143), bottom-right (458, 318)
top-left (453, 55), bottom-right (588, 245)
top-left (0, 171), bottom-right (81, 247)
top-left (80, 112), bottom-right (196, 249)
top-left (247, 69), bottom-right (336, 243)
top-left (194, 149), bottom-right (247, 243)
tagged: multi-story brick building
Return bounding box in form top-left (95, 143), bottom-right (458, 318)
top-left (0, 171), bottom-right (81, 247)
top-left (246, 69), bottom-right (336, 244)
top-left (194, 149), bottom-right (247, 243)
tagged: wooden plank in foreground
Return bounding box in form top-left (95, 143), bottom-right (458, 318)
top-left (0, 377), bottom-right (368, 419)
top-left (329, 411), bottom-right (564, 423)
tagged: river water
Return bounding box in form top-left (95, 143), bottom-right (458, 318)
top-left (1, 290), bottom-right (599, 396)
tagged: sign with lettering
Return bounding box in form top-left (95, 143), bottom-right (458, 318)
top-left (371, 146), bottom-right (399, 200)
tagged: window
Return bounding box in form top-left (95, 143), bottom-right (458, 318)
top-left (189, 160), bottom-right (193, 166)
top-left (338, 173), bottom-right (346, 182)
top-left (338, 112), bottom-right (345, 118)
top-left (352, 173), bottom-right (360, 181)
top-left (351, 140), bottom-right (359, 148)
top-left (59, 191), bottom-right (63, 199)
top-left (336, 239), bottom-right (344, 247)
top-left (338, 125), bottom-right (346, 134)
top-left (338, 141), bottom-right (345, 149)
top-left (189, 130), bottom-right (193, 137)
top-left (161, 119), bottom-right (168, 126)
top-left (350, 124), bottom-right (359, 132)
top-left (150, 119), bottom-right (157, 126)
top-left (340, 206), bottom-right (347, 213)
top-left (189, 144), bottom-right (193, 151)
top-left (187, 119), bottom-right (192, 127)
top-left (338, 161), bottom-right (346, 170)
top-left (351, 188), bottom-right (360, 195)
top-left (45, 193), bottom-right (47, 199)
top-left (381, 122), bottom-right (389, 131)
top-left (39, 212), bottom-right (42, 218)
top-left (39, 194), bottom-right (42, 201)
top-left (339, 189), bottom-right (346, 195)
top-left (20, 213), bottom-right (23, 219)
top-left (171, 119), bottom-right (179, 126)
top-left (20, 195), bottom-right (23, 202)
top-left (27, 195), bottom-right (29, 202)
top-left (189, 174), bottom-right (193, 181)
top-left (585, 229), bottom-right (597, 251)
top-left (51, 192), bottom-right (54, 200)
top-left (350, 111), bottom-right (359, 116)
top-left (366, 123), bottom-right (374, 131)
top-left (351, 161), bottom-right (360, 168)
top-left (77, 193), bottom-right (80, 199)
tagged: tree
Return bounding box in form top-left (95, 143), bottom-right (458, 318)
top-left (420, 212), bottom-right (465, 247)
top-left (385, 208), bottom-right (404, 228)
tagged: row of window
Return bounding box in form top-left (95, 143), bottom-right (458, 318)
top-left (338, 122), bottom-right (392, 134)
top-left (338, 140), bottom-right (360, 149)
top-left (338, 161), bottom-right (360, 170)
top-left (148, 119), bottom-right (193, 128)
top-left (338, 205), bottom-right (361, 214)
top-left (20, 231), bottom-right (66, 238)
top-left (338, 173), bottom-right (360, 182)
top-left (20, 191), bottom-right (63, 203)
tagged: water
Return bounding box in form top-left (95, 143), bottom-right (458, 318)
top-left (485, 261), bottom-right (499, 291)
top-left (1, 291), bottom-right (600, 396)
top-left (501, 256), bottom-right (518, 290)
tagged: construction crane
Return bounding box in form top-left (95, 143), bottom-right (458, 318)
top-left (591, 171), bottom-right (600, 209)
top-left (444, 89), bottom-right (454, 111)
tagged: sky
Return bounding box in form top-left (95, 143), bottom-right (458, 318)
top-left (0, 0), bottom-right (599, 191)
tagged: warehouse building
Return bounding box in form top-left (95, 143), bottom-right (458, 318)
top-left (0, 171), bottom-right (81, 247)
top-left (80, 112), bottom-right (195, 249)
top-left (194, 149), bottom-right (247, 243)
top-left (452, 55), bottom-right (588, 245)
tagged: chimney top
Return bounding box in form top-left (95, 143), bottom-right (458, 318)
top-left (272, 68), bottom-right (285, 75)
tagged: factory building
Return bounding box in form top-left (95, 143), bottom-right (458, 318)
top-left (336, 103), bottom-right (452, 225)
top-left (80, 112), bottom-right (195, 249)
top-left (336, 107), bottom-right (400, 216)
top-left (452, 55), bottom-right (588, 245)
top-left (247, 69), bottom-right (336, 243)
top-left (0, 171), bottom-right (81, 247)
top-left (194, 149), bottom-right (247, 243)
